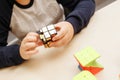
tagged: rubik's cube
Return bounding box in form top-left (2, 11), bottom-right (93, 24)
top-left (73, 71), bottom-right (97, 80)
top-left (74, 47), bottom-right (104, 75)
top-left (37, 24), bottom-right (57, 48)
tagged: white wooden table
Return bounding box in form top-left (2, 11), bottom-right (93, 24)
top-left (0, 0), bottom-right (120, 80)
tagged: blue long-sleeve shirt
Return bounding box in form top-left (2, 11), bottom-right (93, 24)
top-left (0, 0), bottom-right (95, 68)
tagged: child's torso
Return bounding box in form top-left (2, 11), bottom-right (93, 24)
top-left (10, 0), bottom-right (64, 40)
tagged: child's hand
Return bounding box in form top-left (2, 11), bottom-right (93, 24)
top-left (20, 32), bottom-right (43, 60)
top-left (49, 21), bottom-right (74, 47)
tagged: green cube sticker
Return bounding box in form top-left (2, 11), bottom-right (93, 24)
top-left (74, 47), bottom-right (100, 66)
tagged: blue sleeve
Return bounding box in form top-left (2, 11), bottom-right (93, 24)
top-left (0, 0), bottom-right (25, 68)
top-left (0, 45), bottom-right (25, 68)
top-left (57, 0), bottom-right (96, 34)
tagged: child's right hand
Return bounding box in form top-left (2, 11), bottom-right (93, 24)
top-left (20, 32), bottom-right (43, 60)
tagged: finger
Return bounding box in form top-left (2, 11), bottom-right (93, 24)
top-left (55, 25), bottom-right (60, 31)
top-left (37, 40), bottom-right (43, 46)
top-left (24, 42), bottom-right (38, 50)
top-left (26, 49), bottom-right (39, 55)
top-left (49, 35), bottom-right (68, 47)
top-left (52, 26), bottom-right (66, 41)
top-left (27, 32), bottom-right (39, 37)
top-left (25, 32), bottom-right (40, 41)
top-left (23, 35), bottom-right (38, 43)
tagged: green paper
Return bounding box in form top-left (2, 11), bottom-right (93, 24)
top-left (75, 47), bottom-right (100, 66)
top-left (87, 61), bottom-right (103, 68)
top-left (73, 71), bottom-right (97, 80)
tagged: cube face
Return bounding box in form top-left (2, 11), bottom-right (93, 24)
top-left (40, 35), bottom-right (47, 44)
top-left (44, 32), bottom-right (51, 39)
top-left (47, 25), bottom-right (55, 30)
top-left (42, 27), bottom-right (48, 32)
top-left (38, 24), bottom-right (57, 48)
top-left (49, 29), bottom-right (57, 37)
top-left (73, 71), bottom-right (97, 80)
top-left (74, 47), bottom-right (100, 66)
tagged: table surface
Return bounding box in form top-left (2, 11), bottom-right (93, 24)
top-left (0, 0), bottom-right (120, 80)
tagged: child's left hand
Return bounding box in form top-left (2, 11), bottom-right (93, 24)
top-left (49, 21), bottom-right (74, 47)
